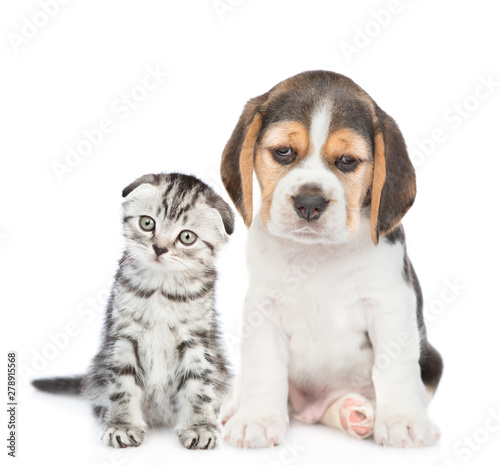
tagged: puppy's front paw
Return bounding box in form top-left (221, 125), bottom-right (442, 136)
top-left (223, 411), bottom-right (288, 448)
top-left (177, 422), bottom-right (221, 450)
top-left (100, 423), bottom-right (146, 448)
top-left (374, 410), bottom-right (440, 448)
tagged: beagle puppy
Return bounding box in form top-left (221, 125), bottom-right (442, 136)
top-left (219, 70), bottom-right (443, 448)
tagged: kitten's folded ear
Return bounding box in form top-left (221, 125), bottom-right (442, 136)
top-left (122, 174), bottom-right (160, 197)
top-left (207, 192), bottom-right (235, 236)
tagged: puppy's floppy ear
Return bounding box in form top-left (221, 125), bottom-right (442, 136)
top-left (122, 174), bottom-right (160, 197)
top-left (220, 94), bottom-right (267, 228)
top-left (370, 106), bottom-right (416, 245)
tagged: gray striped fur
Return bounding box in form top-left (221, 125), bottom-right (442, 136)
top-left (33, 173), bottom-right (234, 449)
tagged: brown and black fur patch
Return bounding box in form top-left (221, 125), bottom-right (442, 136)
top-left (220, 70), bottom-right (416, 244)
top-left (392, 224), bottom-right (443, 394)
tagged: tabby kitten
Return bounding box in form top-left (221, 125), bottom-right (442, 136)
top-left (33, 173), bottom-right (234, 450)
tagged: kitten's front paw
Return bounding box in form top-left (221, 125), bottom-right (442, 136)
top-left (177, 422), bottom-right (221, 450)
top-left (223, 411), bottom-right (288, 448)
top-left (374, 409), bottom-right (440, 448)
top-left (100, 424), bottom-right (146, 448)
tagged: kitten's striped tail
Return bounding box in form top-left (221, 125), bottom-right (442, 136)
top-left (32, 376), bottom-right (84, 395)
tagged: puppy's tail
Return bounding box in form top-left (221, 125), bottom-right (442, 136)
top-left (32, 375), bottom-right (84, 395)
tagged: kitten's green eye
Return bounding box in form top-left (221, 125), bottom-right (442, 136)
top-left (178, 230), bottom-right (197, 245)
top-left (139, 216), bottom-right (155, 232)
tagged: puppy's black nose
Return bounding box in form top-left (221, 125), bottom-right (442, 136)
top-left (153, 245), bottom-right (168, 256)
top-left (293, 195), bottom-right (328, 221)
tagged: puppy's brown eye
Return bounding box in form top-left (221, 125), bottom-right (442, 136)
top-left (271, 147), bottom-right (296, 165)
top-left (276, 147), bottom-right (292, 156)
top-left (336, 155), bottom-right (359, 173)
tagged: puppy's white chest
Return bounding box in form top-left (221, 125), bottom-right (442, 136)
top-left (281, 270), bottom-right (374, 390)
top-left (244, 217), bottom-right (405, 393)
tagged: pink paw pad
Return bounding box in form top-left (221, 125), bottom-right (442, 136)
top-left (339, 394), bottom-right (374, 439)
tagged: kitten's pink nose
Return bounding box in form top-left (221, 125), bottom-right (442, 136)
top-left (153, 245), bottom-right (168, 256)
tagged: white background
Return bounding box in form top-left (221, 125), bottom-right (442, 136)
top-left (1, 1), bottom-right (499, 464)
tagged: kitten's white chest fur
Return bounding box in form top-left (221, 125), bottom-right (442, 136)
top-left (139, 294), bottom-right (178, 382)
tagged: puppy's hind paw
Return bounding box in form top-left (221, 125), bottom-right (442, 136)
top-left (321, 393), bottom-right (374, 440)
top-left (339, 394), bottom-right (374, 439)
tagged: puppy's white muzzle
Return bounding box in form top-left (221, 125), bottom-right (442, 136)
top-left (267, 161), bottom-right (349, 245)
